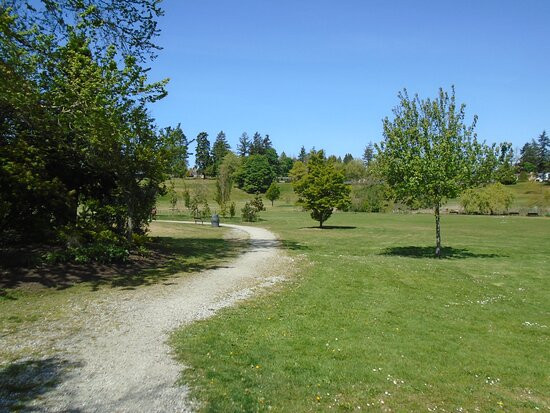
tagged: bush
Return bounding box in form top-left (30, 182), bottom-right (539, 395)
top-left (241, 195), bottom-right (265, 222)
top-left (349, 184), bottom-right (390, 212)
top-left (460, 183), bottom-right (515, 215)
top-left (229, 201), bottom-right (236, 218)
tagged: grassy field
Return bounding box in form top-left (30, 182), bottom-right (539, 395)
top-left (0, 222), bottom-right (245, 363)
top-left (170, 206), bottom-right (549, 411)
top-left (159, 178), bottom-right (550, 218)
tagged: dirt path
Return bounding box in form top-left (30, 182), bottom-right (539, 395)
top-left (25, 222), bottom-right (289, 412)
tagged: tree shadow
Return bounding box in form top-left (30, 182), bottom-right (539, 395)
top-left (300, 226), bottom-right (357, 230)
top-left (0, 237), bottom-right (249, 292)
top-left (280, 240), bottom-right (310, 251)
top-left (0, 357), bottom-right (82, 412)
top-left (380, 246), bottom-right (506, 259)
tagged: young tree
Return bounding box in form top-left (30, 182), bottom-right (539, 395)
top-left (377, 87), bottom-right (499, 257)
top-left (215, 152), bottom-right (240, 213)
top-left (160, 124), bottom-right (191, 177)
top-left (292, 151), bottom-right (351, 228)
top-left (237, 132), bottom-right (250, 157)
top-left (211, 130), bottom-right (231, 176)
top-left (265, 182), bottom-right (281, 206)
top-left (195, 132), bottom-right (211, 178)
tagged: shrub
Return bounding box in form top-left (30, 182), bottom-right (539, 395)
top-left (460, 183), bottom-right (515, 215)
top-left (350, 184), bottom-right (389, 212)
top-left (241, 202), bottom-right (258, 222)
top-left (229, 202), bottom-right (236, 218)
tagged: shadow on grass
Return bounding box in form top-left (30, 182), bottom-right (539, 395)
top-left (381, 246), bottom-right (506, 259)
top-left (280, 240), bottom-right (310, 251)
top-left (0, 237), bottom-right (248, 292)
top-left (300, 226), bottom-right (357, 230)
top-left (0, 357), bottom-right (81, 412)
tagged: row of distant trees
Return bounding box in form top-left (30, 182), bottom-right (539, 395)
top-left (518, 131), bottom-right (549, 174)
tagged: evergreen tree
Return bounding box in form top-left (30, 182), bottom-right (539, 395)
top-left (211, 130), bottom-right (231, 176)
top-left (362, 142), bottom-right (374, 166)
top-left (520, 140), bottom-right (539, 172)
top-left (536, 130), bottom-right (549, 172)
top-left (195, 132), bottom-right (211, 178)
top-left (237, 132), bottom-right (250, 157)
top-left (343, 153), bottom-right (354, 164)
top-left (298, 146), bottom-right (308, 162)
top-left (250, 132), bottom-right (264, 155)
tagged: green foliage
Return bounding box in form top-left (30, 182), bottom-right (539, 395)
top-left (265, 182), bottom-right (281, 206)
top-left (237, 132), bottom-right (250, 157)
top-left (234, 155), bottom-right (276, 193)
top-left (362, 142), bottom-right (375, 166)
top-left (288, 161), bottom-right (307, 182)
top-left (292, 151), bottom-right (351, 227)
top-left (350, 183), bottom-right (390, 212)
top-left (0, 3), bottom-right (172, 257)
top-left (377, 87), bottom-right (499, 256)
top-left (211, 131), bottom-right (231, 176)
top-left (278, 152), bottom-right (294, 177)
top-left (241, 195), bottom-right (265, 222)
top-left (460, 183), bottom-right (515, 215)
top-left (343, 159), bottom-right (367, 182)
top-left (195, 132), bottom-right (211, 178)
top-left (229, 201), bottom-right (236, 218)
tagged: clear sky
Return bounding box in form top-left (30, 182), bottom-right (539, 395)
top-left (148, 0), bottom-right (550, 159)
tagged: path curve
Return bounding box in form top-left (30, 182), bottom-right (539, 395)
top-left (30, 222), bottom-right (288, 412)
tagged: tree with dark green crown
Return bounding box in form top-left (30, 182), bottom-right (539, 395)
top-left (376, 87), bottom-right (499, 258)
top-left (362, 142), bottom-right (374, 166)
top-left (536, 130), bottom-right (549, 172)
top-left (343, 153), bottom-right (354, 164)
top-left (292, 151), bottom-right (351, 228)
top-left (250, 132), bottom-right (264, 155)
top-left (234, 155), bottom-right (276, 193)
top-left (211, 130), bottom-right (231, 176)
top-left (195, 132), bottom-right (211, 178)
top-left (237, 132), bottom-right (250, 157)
top-left (298, 146), bottom-right (308, 162)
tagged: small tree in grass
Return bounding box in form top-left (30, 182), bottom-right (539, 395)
top-left (376, 87), bottom-right (499, 257)
top-left (265, 182), bottom-right (281, 206)
top-left (292, 151), bottom-right (351, 228)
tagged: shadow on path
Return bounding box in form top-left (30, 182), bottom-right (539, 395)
top-left (380, 246), bottom-right (506, 259)
top-left (0, 357), bottom-right (82, 412)
top-left (1, 237), bottom-right (248, 292)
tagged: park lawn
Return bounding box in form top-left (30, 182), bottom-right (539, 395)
top-left (171, 210), bottom-right (549, 412)
top-left (0, 222), bottom-right (245, 363)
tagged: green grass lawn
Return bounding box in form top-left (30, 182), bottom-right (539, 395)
top-left (171, 209), bottom-right (550, 412)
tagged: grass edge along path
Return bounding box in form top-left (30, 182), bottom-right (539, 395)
top-left (171, 211), bottom-right (549, 412)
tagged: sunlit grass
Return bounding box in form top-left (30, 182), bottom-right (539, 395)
top-left (172, 210), bottom-right (550, 411)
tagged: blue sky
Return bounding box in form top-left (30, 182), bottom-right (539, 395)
top-left (148, 0), bottom-right (550, 159)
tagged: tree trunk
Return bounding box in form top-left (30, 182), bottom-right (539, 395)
top-left (271, 200), bottom-right (274, 206)
top-left (319, 218), bottom-right (323, 228)
top-left (435, 204), bottom-right (441, 258)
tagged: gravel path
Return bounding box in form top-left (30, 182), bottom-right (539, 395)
top-left (25, 222), bottom-right (290, 412)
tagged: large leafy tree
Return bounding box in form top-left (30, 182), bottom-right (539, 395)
top-left (376, 87), bottom-right (498, 257)
top-left (292, 151), bottom-right (351, 228)
top-left (0, 1), bottom-right (174, 251)
top-left (235, 155), bottom-right (276, 193)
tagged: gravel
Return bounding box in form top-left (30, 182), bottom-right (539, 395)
top-left (17, 222), bottom-right (290, 412)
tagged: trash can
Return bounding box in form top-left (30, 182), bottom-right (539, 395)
top-left (211, 214), bottom-right (220, 227)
